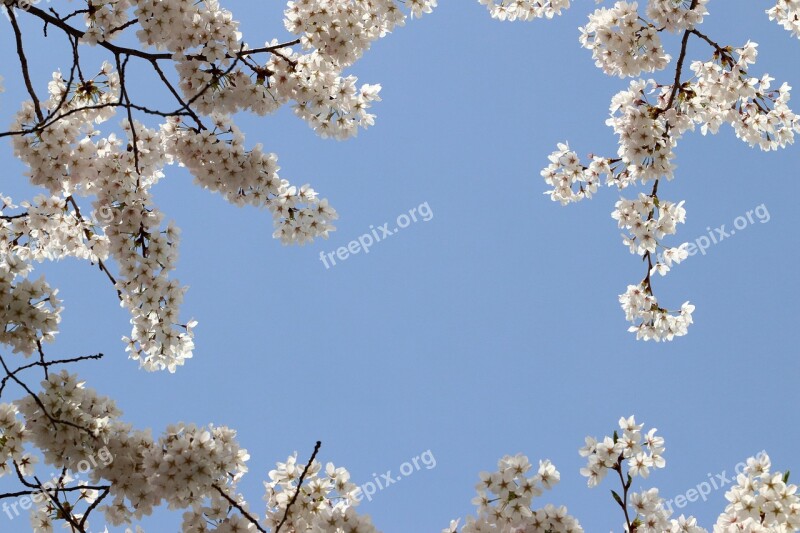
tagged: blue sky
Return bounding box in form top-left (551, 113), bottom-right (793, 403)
top-left (1, 1), bottom-right (799, 531)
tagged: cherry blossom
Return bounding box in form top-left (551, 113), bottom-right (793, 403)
top-left (580, 2), bottom-right (671, 79)
top-left (767, 0), bottom-right (800, 39)
top-left (529, 2), bottom-right (800, 340)
top-left (1, 1), bottom-right (798, 532)
top-left (478, 0), bottom-right (571, 21)
top-left (447, 416), bottom-right (797, 533)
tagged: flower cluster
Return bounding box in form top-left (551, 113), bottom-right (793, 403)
top-left (619, 283), bottom-right (695, 341)
top-left (579, 416), bottom-right (666, 488)
top-left (540, 143), bottom-right (610, 204)
top-left (4, 195), bottom-right (109, 264)
top-left (580, 2), bottom-right (671, 79)
top-left (646, 0), bottom-right (708, 33)
top-left (7, 62), bottom-right (193, 371)
top-left (284, 0), bottom-right (434, 66)
top-left (612, 193), bottom-right (692, 340)
top-left (0, 197), bottom-right (66, 356)
top-left (162, 114), bottom-right (338, 244)
top-left (270, 51), bottom-right (386, 140)
top-left (0, 268), bottom-right (62, 358)
top-left (7, 371), bottom-right (273, 531)
top-left (0, 403), bottom-right (27, 476)
top-left (611, 193), bottom-right (686, 261)
top-left (684, 42), bottom-right (800, 151)
top-left (4, 0), bottom-right (434, 369)
top-left (142, 423), bottom-right (250, 510)
top-left (714, 453), bottom-right (800, 531)
top-left (478, 0), bottom-right (571, 21)
top-left (532, 0), bottom-right (800, 340)
top-left (444, 454), bottom-right (583, 533)
top-left (133, 0), bottom-right (241, 55)
top-left (264, 453), bottom-right (377, 532)
top-left (273, 1), bottom-right (435, 138)
top-left (444, 416), bottom-right (800, 532)
top-left (767, 0), bottom-right (800, 39)
top-left (627, 487), bottom-right (704, 532)
top-left (81, 0), bottom-right (134, 44)
top-left (606, 80), bottom-right (685, 185)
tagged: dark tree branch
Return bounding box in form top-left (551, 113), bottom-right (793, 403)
top-left (8, 6), bottom-right (44, 122)
top-left (212, 485), bottom-right (268, 533)
top-left (275, 441), bottom-right (322, 533)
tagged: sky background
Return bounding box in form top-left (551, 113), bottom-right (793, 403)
top-left (1, 1), bottom-right (799, 531)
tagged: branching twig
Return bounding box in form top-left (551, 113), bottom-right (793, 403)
top-left (212, 485), bottom-right (268, 533)
top-left (8, 6), bottom-right (44, 122)
top-left (275, 441), bottom-right (322, 533)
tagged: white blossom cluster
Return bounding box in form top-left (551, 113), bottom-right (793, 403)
top-left (607, 79), bottom-right (686, 185)
top-left (613, 193), bottom-right (691, 341)
top-left (7, 371), bottom-right (260, 531)
top-left (3, 2), bottom-right (800, 532)
top-left (11, 68), bottom-right (199, 372)
top-left (580, 2), bottom-right (671, 79)
top-left (627, 487), bottom-right (705, 532)
top-left (444, 416), bottom-right (796, 533)
top-left (684, 42), bottom-right (800, 151)
top-left (3, 195), bottom-right (110, 264)
top-left (284, 0), bottom-right (434, 66)
top-left (269, 51), bottom-right (386, 140)
top-left (264, 453), bottom-right (377, 532)
top-left (540, 143), bottom-right (610, 205)
top-left (4, 0), bottom-right (433, 368)
top-left (143, 423), bottom-right (250, 516)
top-left (713, 453), bottom-right (800, 531)
top-left (767, 0), bottom-right (800, 39)
top-left (136, 0), bottom-right (277, 120)
top-left (611, 193), bottom-right (686, 264)
top-left (529, 0), bottom-right (800, 340)
top-left (0, 403), bottom-right (27, 475)
top-left (70, 0), bottom-right (435, 140)
top-left (579, 416), bottom-right (666, 488)
top-left (443, 454), bottom-right (582, 533)
top-left (133, 0), bottom-right (240, 55)
top-left (478, 0), bottom-right (571, 21)
top-left (162, 114), bottom-right (338, 244)
top-left (0, 190), bottom-right (117, 355)
top-left (0, 197), bottom-right (68, 356)
top-left (619, 283), bottom-right (695, 341)
top-left (577, 416), bottom-right (798, 532)
top-left (0, 262), bottom-right (62, 357)
top-left (81, 0), bottom-right (135, 44)
top-left (541, 82), bottom-right (696, 341)
top-left (646, 0), bottom-right (709, 33)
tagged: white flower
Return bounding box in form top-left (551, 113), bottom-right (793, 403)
top-left (479, 0), bottom-right (572, 21)
top-left (580, 2), bottom-right (671, 78)
top-left (767, 0), bottom-right (800, 39)
top-left (647, 0), bottom-right (709, 32)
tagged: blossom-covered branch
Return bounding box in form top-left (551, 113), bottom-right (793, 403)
top-left (499, 0), bottom-right (800, 340)
top-left (445, 416), bottom-right (799, 532)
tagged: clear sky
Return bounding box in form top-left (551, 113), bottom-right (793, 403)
top-left (1, 1), bottom-right (799, 532)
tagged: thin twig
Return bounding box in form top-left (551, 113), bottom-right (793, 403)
top-left (8, 6), bottom-right (44, 122)
top-left (212, 485), bottom-right (268, 533)
top-left (275, 441), bottom-right (322, 533)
